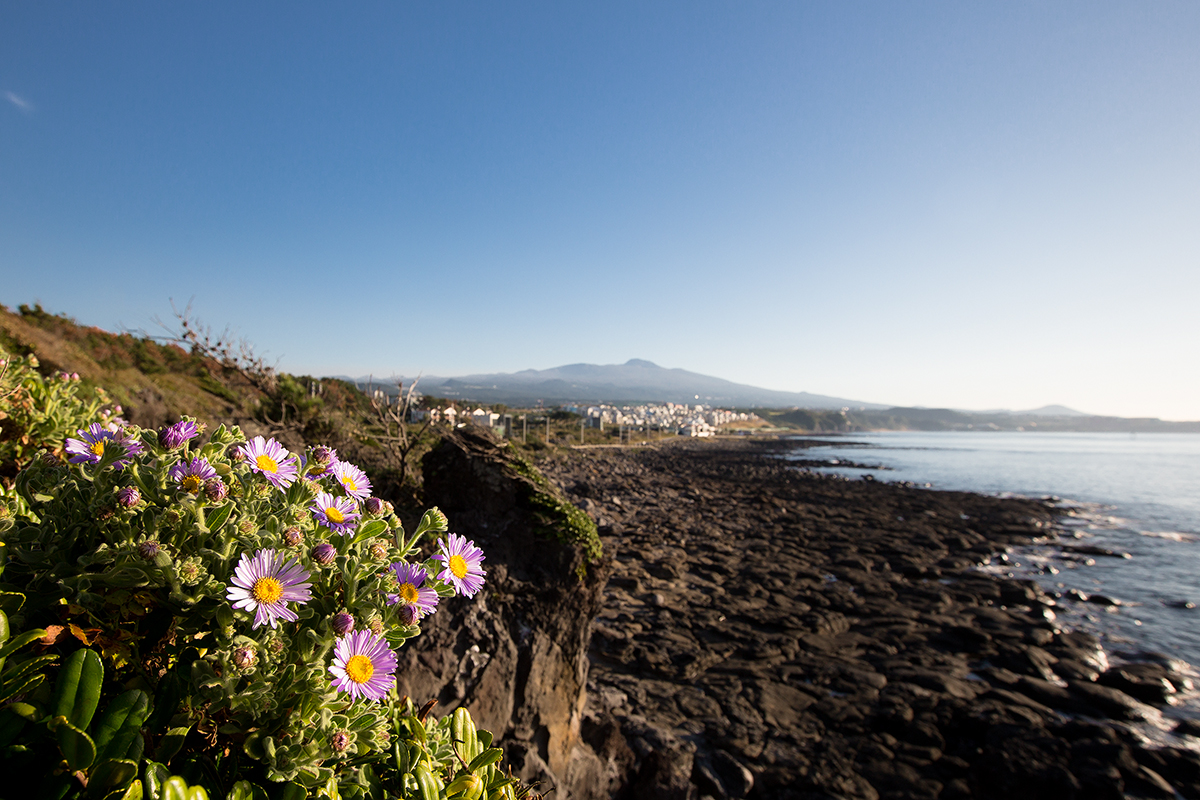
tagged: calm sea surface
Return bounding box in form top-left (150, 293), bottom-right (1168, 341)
top-left (782, 432), bottom-right (1200, 674)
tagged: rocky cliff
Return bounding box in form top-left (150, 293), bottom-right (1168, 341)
top-left (394, 427), bottom-right (618, 799)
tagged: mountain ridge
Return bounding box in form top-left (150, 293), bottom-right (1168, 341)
top-left (345, 358), bottom-right (887, 408)
top-left (342, 359), bottom-right (1088, 416)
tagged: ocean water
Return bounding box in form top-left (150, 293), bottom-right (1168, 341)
top-left (782, 432), bottom-right (1200, 674)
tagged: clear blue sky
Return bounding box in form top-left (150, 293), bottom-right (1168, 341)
top-left (3, 2), bottom-right (1198, 419)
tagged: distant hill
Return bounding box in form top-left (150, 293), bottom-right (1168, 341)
top-left (343, 359), bottom-right (1200, 433)
top-left (1003, 405), bottom-right (1090, 417)
top-left (756, 406), bottom-right (1200, 434)
top-left (350, 359), bottom-right (891, 409)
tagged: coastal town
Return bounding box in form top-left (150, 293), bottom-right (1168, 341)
top-left (410, 400), bottom-right (762, 437)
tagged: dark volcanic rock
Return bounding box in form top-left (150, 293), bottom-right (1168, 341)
top-left (533, 438), bottom-right (1186, 800)
top-left (395, 427), bottom-right (612, 799)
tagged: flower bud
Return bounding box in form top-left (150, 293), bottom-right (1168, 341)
top-left (363, 497), bottom-right (384, 517)
top-left (331, 612), bottom-right (355, 636)
top-left (371, 725), bottom-right (391, 750)
top-left (159, 420), bottom-right (198, 450)
top-left (368, 541), bottom-right (389, 561)
top-left (233, 646), bottom-right (257, 670)
top-left (397, 604), bottom-right (419, 626)
top-left (117, 486), bottom-right (141, 508)
top-left (312, 445), bottom-right (337, 467)
top-left (178, 557), bottom-right (203, 585)
top-left (367, 615), bottom-right (384, 635)
top-left (97, 506), bottom-right (115, 521)
top-left (283, 527), bottom-right (304, 547)
top-left (204, 477), bottom-right (228, 502)
top-left (330, 730), bottom-right (352, 755)
top-left (430, 507), bottom-right (448, 529)
top-left (312, 542), bottom-right (337, 566)
top-left (138, 540), bottom-right (161, 559)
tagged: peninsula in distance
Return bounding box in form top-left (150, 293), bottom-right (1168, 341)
top-left (352, 359), bottom-right (1200, 434)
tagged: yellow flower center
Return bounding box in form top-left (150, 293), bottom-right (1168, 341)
top-left (399, 583), bottom-right (419, 604)
top-left (255, 453), bottom-right (279, 474)
top-left (325, 506), bottom-right (345, 524)
top-left (181, 475), bottom-right (203, 494)
top-left (252, 576), bottom-right (283, 604)
top-left (90, 440), bottom-right (105, 457)
top-left (345, 654), bottom-right (374, 684)
top-left (449, 554), bottom-right (469, 579)
top-left (344, 478), bottom-right (358, 492)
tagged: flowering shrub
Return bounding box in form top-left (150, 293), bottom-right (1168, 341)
top-left (0, 414), bottom-right (516, 798)
top-left (0, 350), bottom-right (116, 476)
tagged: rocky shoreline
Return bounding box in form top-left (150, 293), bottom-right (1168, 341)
top-left (535, 437), bottom-right (1200, 800)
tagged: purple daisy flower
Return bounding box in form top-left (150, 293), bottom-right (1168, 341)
top-left (65, 423), bottom-right (144, 468)
top-left (226, 549), bottom-right (313, 629)
top-left (159, 420), bottom-right (199, 450)
top-left (331, 461), bottom-right (372, 500)
top-left (169, 456), bottom-right (218, 495)
top-left (386, 562), bottom-right (439, 619)
top-left (237, 436), bottom-right (299, 489)
top-left (311, 491), bottom-right (360, 534)
top-left (329, 630), bottom-right (397, 702)
top-left (433, 533), bottom-right (486, 598)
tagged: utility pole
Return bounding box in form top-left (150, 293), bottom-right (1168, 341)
top-left (522, 415), bottom-right (527, 443)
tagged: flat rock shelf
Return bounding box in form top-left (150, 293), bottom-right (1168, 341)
top-left (539, 438), bottom-right (1200, 800)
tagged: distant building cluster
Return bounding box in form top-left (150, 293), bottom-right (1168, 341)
top-left (563, 402), bottom-right (761, 437)
top-left (410, 401), bottom-right (760, 438)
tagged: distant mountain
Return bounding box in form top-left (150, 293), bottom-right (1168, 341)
top-left (349, 359), bottom-right (890, 409)
top-left (1017, 405), bottom-right (1090, 417)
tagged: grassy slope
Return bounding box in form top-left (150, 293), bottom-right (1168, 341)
top-left (0, 303), bottom-right (253, 429)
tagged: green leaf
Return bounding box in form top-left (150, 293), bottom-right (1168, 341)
top-left (0, 609), bottom-right (7, 645)
top-left (351, 519), bottom-right (388, 546)
top-left (393, 741), bottom-right (410, 775)
top-left (102, 778), bottom-right (144, 800)
top-left (452, 707), bottom-right (480, 762)
top-left (0, 628), bottom-right (47, 661)
top-left (275, 782), bottom-right (307, 800)
top-left (55, 717), bottom-right (97, 770)
top-left (52, 648), bottom-right (104, 729)
top-left (141, 761), bottom-right (169, 800)
top-left (467, 748), bottom-right (504, 773)
top-left (8, 701), bottom-right (38, 719)
top-left (414, 763), bottom-right (442, 800)
top-left (242, 731), bottom-right (266, 761)
top-left (92, 689), bottom-right (151, 762)
top-left (403, 715), bottom-right (427, 746)
top-left (1, 651), bottom-right (57, 684)
top-left (203, 503), bottom-right (233, 534)
top-left (146, 668), bottom-right (183, 731)
top-left (225, 781), bottom-right (269, 800)
top-left (154, 726), bottom-right (191, 765)
top-left (0, 591), bottom-right (25, 615)
top-left (88, 758), bottom-right (139, 798)
top-left (0, 670), bottom-right (46, 704)
top-left (159, 778), bottom-right (190, 800)
top-left (0, 708), bottom-right (26, 748)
